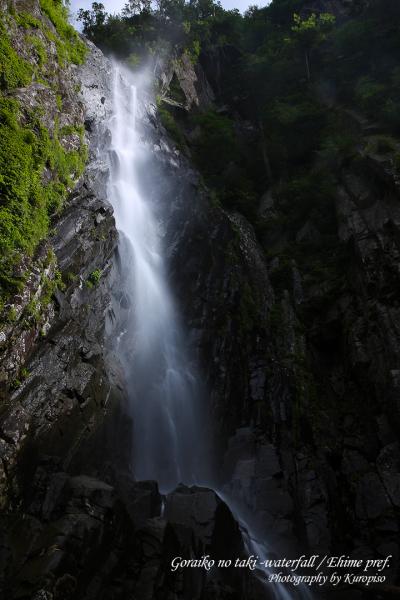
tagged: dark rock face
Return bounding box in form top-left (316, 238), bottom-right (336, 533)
top-left (1, 480), bottom-right (267, 600)
top-left (0, 27), bottom-right (270, 600)
top-left (0, 185), bottom-right (121, 504)
top-left (0, 30), bottom-right (133, 600)
top-left (158, 48), bottom-right (214, 111)
top-left (122, 485), bottom-right (268, 600)
top-left (2, 2), bottom-right (399, 598)
top-left (146, 20), bottom-right (400, 588)
top-left (162, 485), bottom-right (267, 600)
top-left (1, 474), bottom-right (131, 599)
top-left (0, 8), bottom-right (87, 393)
top-left (0, 33), bottom-right (123, 508)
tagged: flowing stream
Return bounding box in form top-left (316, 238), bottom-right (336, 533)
top-left (107, 64), bottom-right (311, 600)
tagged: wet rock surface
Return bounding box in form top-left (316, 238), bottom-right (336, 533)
top-left (140, 21), bottom-right (400, 592)
top-left (0, 24), bottom-right (271, 600)
top-left (0, 26), bottom-right (131, 600)
top-left (1, 481), bottom-right (268, 600)
top-left (0, 5), bottom-right (87, 392)
top-left (1, 1), bottom-right (400, 598)
top-left (0, 30), bottom-right (121, 507)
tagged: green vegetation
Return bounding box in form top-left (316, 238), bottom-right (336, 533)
top-left (39, 0), bottom-right (87, 65)
top-left (27, 35), bottom-right (47, 68)
top-left (42, 268), bottom-right (64, 305)
top-left (191, 111), bottom-right (236, 178)
top-left (87, 269), bottom-right (102, 287)
top-left (0, 21), bottom-right (33, 88)
top-left (0, 5), bottom-right (88, 303)
top-left (76, 3), bottom-right (400, 447)
top-left (77, 0), bottom-right (400, 247)
top-left (14, 2), bottom-right (87, 68)
top-left (15, 12), bottom-right (43, 30)
top-left (0, 95), bottom-right (87, 294)
top-left (10, 378), bottom-right (22, 390)
top-left (157, 100), bottom-right (187, 151)
top-left (289, 12), bottom-right (335, 81)
top-left (20, 367), bottom-right (30, 379)
top-left (7, 306), bottom-right (18, 324)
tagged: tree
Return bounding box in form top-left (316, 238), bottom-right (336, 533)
top-left (244, 5), bottom-right (260, 19)
top-left (154, 0), bottom-right (185, 20)
top-left (77, 2), bottom-right (107, 34)
top-left (122, 0), bottom-right (151, 17)
top-left (290, 12), bottom-right (335, 81)
top-left (186, 0), bottom-right (223, 20)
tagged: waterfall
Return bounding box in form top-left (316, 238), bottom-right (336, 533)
top-left (108, 65), bottom-right (206, 493)
top-left (107, 64), bottom-right (312, 600)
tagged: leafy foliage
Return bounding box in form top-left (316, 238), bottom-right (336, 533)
top-left (0, 96), bottom-right (87, 293)
top-left (39, 0), bottom-right (87, 65)
top-left (0, 22), bottom-right (33, 88)
top-left (0, 5), bottom-right (88, 298)
top-left (76, 0), bottom-right (400, 213)
top-left (289, 12), bottom-right (335, 80)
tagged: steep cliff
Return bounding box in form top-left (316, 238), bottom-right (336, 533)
top-left (1, 0), bottom-right (400, 598)
top-left (151, 0), bottom-right (400, 588)
top-left (0, 3), bottom-right (277, 599)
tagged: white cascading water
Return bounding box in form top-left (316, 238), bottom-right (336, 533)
top-left (108, 66), bottom-right (206, 493)
top-left (107, 65), bottom-right (312, 600)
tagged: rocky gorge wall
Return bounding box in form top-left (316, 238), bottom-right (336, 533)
top-left (154, 10), bottom-right (400, 596)
top-left (1, 0), bottom-right (400, 599)
top-left (0, 4), bottom-right (283, 599)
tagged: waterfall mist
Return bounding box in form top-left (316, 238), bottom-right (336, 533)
top-left (108, 64), bottom-right (209, 493)
top-left (107, 62), bottom-right (311, 600)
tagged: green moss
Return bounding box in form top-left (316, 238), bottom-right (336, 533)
top-left (43, 247), bottom-right (57, 267)
top-left (16, 3), bottom-right (87, 67)
top-left (7, 306), bottom-right (18, 323)
top-left (23, 268), bottom-right (63, 325)
top-left (87, 269), bottom-right (102, 288)
top-left (0, 100), bottom-right (48, 264)
top-left (0, 95), bottom-right (19, 127)
top-left (41, 269), bottom-right (64, 305)
top-left (0, 20), bottom-right (33, 88)
top-left (66, 271), bottom-right (76, 283)
top-left (26, 35), bottom-right (47, 68)
top-left (10, 378), bottom-right (22, 390)
top-left (39, 0), bottom-right (87, 65)
top-left (0, 4), bottom-right (88, 310)
top-left (47, 121), bottom-right (88, 192)
top-left (15, 11), bottom-right (42, 30)
top-left (60, 123), bottom-right (85, 137)
top-left (0, 97), bottom-right (87, 297)
top-left (185, 39), bottom-right (201, 64)
top-left (26, 298), bottom-right (40, 322)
